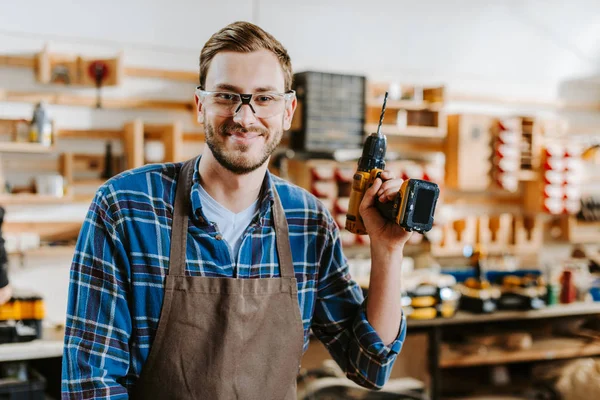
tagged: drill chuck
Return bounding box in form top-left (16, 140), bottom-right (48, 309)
top-left (357, 133), bottom-right (387, 172)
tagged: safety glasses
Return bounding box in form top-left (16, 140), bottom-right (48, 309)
top-left (196, 87), bottom-right (296, 119)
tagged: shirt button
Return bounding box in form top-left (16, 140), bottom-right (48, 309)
top-left (215, 234), bottom-right (223, 240)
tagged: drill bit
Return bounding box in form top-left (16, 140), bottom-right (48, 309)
top-left (376, 91), bottom-right (388, 137)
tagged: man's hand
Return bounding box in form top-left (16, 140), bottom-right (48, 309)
top-left (0, 285), bottom-right (12, 306)
top-left (358, 171), bottom-right (412, 250)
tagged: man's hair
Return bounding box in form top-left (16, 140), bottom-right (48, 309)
top-left (199, 21), bottom-right (293, 92)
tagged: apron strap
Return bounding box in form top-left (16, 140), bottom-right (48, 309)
top-left (168, 158), bottom-right (195, 276)
top-left (271, 186), bottom-right (295, 279)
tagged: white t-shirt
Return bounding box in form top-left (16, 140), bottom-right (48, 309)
top-left (197, 183), bottom-right (260, 260)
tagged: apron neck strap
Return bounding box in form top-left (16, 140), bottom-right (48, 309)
top-left (271, 186), bottom-right (294, 279)
top-left (169, 159), bottom-right (295, 279)
top-left (169, 158), bottom-right (195, 276)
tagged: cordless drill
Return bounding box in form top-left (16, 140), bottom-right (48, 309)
top-left (345, 92), bottom-right (440, 235)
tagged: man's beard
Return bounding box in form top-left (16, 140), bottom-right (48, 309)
top-left (204, 120), bottom-right (282, 175)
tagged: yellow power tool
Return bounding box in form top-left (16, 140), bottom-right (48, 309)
top-left (346, 92), bottom-right (440, 235)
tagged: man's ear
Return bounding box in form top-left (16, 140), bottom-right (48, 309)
top-left (283, 95), bottom-right (297, 131)
top-left (195, 94), bottom-right (204, 124)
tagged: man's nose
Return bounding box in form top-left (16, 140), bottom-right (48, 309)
top-left (233, 103), bottom-right (258, 127)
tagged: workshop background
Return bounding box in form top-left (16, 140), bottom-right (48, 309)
top-left (1, 1), bottom-right (600, 399)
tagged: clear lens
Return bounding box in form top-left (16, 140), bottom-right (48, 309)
top-left (197, 89), bottom-right (294, 119)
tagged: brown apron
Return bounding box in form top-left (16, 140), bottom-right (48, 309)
top-left (132, 159), bottom-right (305, 399)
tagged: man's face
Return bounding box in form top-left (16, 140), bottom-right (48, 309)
top-left (196, 49), bottom-right (295, 175)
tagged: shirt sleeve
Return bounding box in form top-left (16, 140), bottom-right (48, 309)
top-left (62, 187), bottom-right (132, 399)
top-left (311, 217), bottom-right (407, 390)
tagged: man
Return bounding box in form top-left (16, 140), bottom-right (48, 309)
top-left (0, 207), bottom-right (12, 305)
top-left (62, 21), bottom-right (411, 399)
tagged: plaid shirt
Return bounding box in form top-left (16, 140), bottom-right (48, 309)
top-left (61, 156), bottom-right (406, 399)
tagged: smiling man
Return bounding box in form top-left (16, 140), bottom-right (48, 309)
top-left (62, 21), bottom-right (411, 399)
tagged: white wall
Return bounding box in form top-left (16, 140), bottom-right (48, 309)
top-left (1, 0), bottom-right (600, 324)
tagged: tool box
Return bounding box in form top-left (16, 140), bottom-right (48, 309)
top-left (0, 291), bottom-right (44, 343)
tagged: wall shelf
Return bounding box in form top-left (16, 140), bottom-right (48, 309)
top-left (364, 123), bottom-right (446, 138)
top-left (0, 142), bottom-right (54, 153)
top-left (366, 99), bottom-right (443, 111)
top-left (440, 337), bottom-right (600, 368)
top-left (0, 193), bottom-right (73, 205)
top-left (0, 89), bottom-right (194, 113)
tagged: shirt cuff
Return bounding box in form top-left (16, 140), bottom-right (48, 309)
top-left (352, 298), bottom-right (407, 360)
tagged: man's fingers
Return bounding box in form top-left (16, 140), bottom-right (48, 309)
top-left (378, 187), bottom-right (400, 203)
top-left (361, 178), bottom-right (382, 211)
top-left (376, 178), bottom-right (403, 197)
top-left (379, 170), bottom-right (395, 180)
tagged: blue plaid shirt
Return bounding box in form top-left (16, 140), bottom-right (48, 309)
top-left (62, 156), bottom-right (406, 399)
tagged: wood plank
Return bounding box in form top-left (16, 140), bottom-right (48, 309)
top-left (0, 193), bottom-right (73, 205)
top-left (440, 337), bottom-right (600, 368)
top-left (124, 67), bottom-right (197, 83)
top-left (71, 179), bottom-right (106, 186)
top-left (366, 99), bottom-right (443, 111)
top-left (3, 221), bottom-right (82, 241)
top-left (123, 119), bottom-right (144, 169)
top-left (0, 55), bottom-right (36, 68)
top-left (364, 123), bottom-right (446, 138)
top-left (442, 188), bottom-right (523, 206)
top-left (163, 122), bottom-right (183, 162)
top-left (0, 142), bottom-right (54, 153)
top-left (0, 90), bottom-right (194, 112)
top-left (183, 131), bottom-right (205, 142)
top-left (12, 245), bottom-right (76, 258)
top-left (56, 129), bottom-right (123, 140)
top-left (449, 92), bottom-right (600, 112)
top-left (59, 153), bottom-right (74, 195)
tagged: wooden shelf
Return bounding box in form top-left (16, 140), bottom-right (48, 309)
top-left (56, 128), bottom-right (123, 140)
top-left (71, 179), bottom-right (106, 186)
top-left (440, 337), bottom-right (600, 368)
top-left (0, 89), bottom-right (194, 112)
top-left (1, 54), bottom-right (197, 83)
top-left (0, 142), bottom-right (54, 153)
top-left (407, 302), bottom-right (600, 328)
top-left (366, 99), bottom-right (443, 111)
top-left (0, 193), bottom-right (73, 205)
top-left (124, 67), bottom-right (196, 82)
top-left (448, 92), bottom-right (600, 112)
top-left (561, 216), bottom-right (600, 243)
top-left (10, 245), bottom-right (76, 258)
top-left (364, 123), bottom-right (446, 138)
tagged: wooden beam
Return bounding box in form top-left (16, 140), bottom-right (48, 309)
top-left (123, 119), bottom-right (144, 169)
top-left (59, 153), bottom-right (74, 195)
top-left (0, 89), bottom-right (194, 112)
top-left (163, 122), bottom-right (183, 162)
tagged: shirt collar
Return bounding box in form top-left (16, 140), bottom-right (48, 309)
top-left (189, 155), bottom-right (276, 225)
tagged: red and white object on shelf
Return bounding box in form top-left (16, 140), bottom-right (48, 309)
top-left (493, 119), bottom-right (521, 192)
top-left (311, 164), bottom-right (336, 181)
top-left (334, 166), bottom-right (355, 183)
top-left (541, 144), bottom-right (583, 215)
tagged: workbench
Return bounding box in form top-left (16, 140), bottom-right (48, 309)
top-left (0, 326), bottom-right (64, 397)
top-left (408, 302), bottom-right (600, 400)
